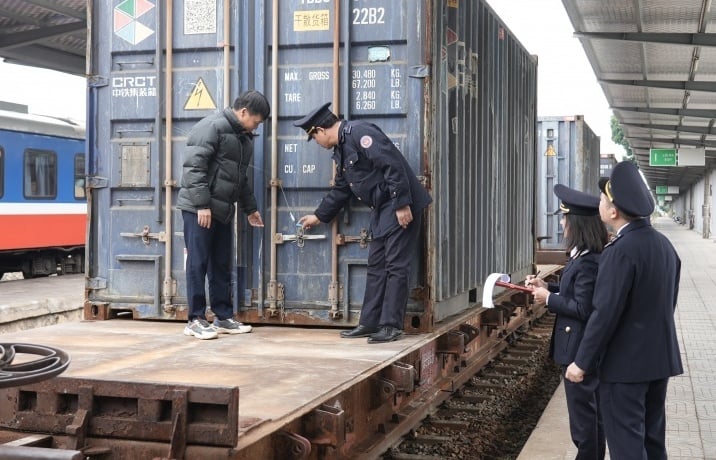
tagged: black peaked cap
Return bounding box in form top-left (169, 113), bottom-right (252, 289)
top-left (293, 102), bottom-right (334, 141)
top-left (553, 184), bottom-right (600, 216)
top-left (598, 161), bottom-right (654, 217)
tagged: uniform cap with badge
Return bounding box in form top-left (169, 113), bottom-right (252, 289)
top-left (553, 184), bottom-right (600, 216)
top-left (293, 102), bottom-right (336, 141)
top-left (599, 161), bottom-right (654, 218)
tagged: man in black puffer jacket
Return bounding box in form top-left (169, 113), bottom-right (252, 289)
top-left (177, 90), bottom-right (270, 339)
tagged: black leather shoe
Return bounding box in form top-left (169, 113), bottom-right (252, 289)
top-left (367, 326), bottom-right (403, 344)
top-left (340, 325), bottom-right (379, 338)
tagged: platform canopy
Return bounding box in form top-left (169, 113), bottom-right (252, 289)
top-left (0, 0), bottom-right (86, 76)
top-left (562, 0), bottom-right (716, 194)
top-left (3, 0), bottom-right (715, 194)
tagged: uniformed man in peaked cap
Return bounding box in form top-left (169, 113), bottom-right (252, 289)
top-left (294, 102), bottom-right (432, 343)
top-left (527, 184), bottom-right (607, 460)
top-left (566, 161), bottom-right (682, 459)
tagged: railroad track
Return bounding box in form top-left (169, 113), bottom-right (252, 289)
top-left (383, 313), bottom-right (559, 460)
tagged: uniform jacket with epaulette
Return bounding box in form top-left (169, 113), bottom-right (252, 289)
top-left (546, 250), bottom-right (600, 367)
top-left (314, 120), bottom-right (432, 238)
top-left (574, 218), bottom-right (683, 382)
top-left (177, 108), bottom-right (258, 224)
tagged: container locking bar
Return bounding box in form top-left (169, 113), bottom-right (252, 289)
top-left (119, 225), bottom-right (166, 245)
top-left (274, 227), bottom-right (326, 248)
top-left (335, 228), bottom-right (371, 248)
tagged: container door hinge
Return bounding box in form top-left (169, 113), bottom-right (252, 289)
top-left (409, 65), bottom-right (430, 78)
top-left (266, 281), bottom-right (285, 317)
top-left (88, 75), bottom-right (109, 88)
top-left (327, 282), bottom-right (343, 319)
top-left (86, 176), bottom-right (109, 189)
top-left (162, 278), bottom-right (177, 310)
top-left (86, 277), bottom-right (107, 290)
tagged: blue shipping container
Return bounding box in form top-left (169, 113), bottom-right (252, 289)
top-left (86, 0), bottom-right (538, 332)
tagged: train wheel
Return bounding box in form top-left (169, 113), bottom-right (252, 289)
top-left (60, 253), bottom-right (84, 274)
top-left (22, 257), bottom-right (56, 278)
top-left (73, 252), bottom-right (84, 273)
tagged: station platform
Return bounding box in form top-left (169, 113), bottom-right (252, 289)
top-left (0, 274), bottom-right (83, 333)
top-left (519, 217), bottom-right (716, 460)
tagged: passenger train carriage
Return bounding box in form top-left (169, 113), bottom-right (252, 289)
top-left (0, 104), bottom-right (86, 278)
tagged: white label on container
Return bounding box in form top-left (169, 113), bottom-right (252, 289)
top-left (184, 0), bottom-right (217, 35)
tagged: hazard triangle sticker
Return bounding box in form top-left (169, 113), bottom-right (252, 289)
top-left (184, 78), bottom-right (217, 110)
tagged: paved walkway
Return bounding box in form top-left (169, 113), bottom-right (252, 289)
top-left (519, 217), bottom-right (716, 460)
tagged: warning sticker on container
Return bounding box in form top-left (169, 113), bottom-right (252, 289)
top-left (294, 10), bottom-right (330, 31)
top-left (184, 0), bottom-right (217, 34)
top-left (448, 0), bottom-right (459, 7)
top-left (184, 78), bottom-right (217, 110)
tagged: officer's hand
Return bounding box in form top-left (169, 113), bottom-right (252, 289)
top-left (531, 287), bottom-right (550, 305)
top-left (197, 209), bottom-right (212, 229)
top-left (396, 206), bottom-right (413, 229)
top-left (247, 211), bottom-right (264, 227)
top-left (298, 215), bottom-right (320, 230)
top-left (565, 363), bottom-right (585, 383)
top-left (525, 274), bottom-right (547, 289)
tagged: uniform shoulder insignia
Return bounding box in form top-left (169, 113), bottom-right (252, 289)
top-left (360, 135), bottom-right (373, 148)
top-left (604, 233), bottom-right (623, 248)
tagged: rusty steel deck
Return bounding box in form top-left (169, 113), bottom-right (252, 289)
top-left (0, 269), bottom-right (559, 459)
top-left (0, 321), bottom-right (418, 437)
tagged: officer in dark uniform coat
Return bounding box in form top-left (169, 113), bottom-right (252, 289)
top-left (294, 102), bottom-right (432, 343)
top-left (566, 161), bottom-right (683, 460)
top-left (527, 184), bottom-right (607, 460)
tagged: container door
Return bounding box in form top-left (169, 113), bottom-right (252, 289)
top-left (242, 0), bottom-right (430, 328)
top-left (86, 0), bottom-right (238, 318)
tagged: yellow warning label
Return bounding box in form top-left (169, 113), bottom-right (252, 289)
top-left (447, 72), bottom-right (457, 90)
top-left (294, 10), bottom-right (330, 31)
top-left (448, 0), bottom-right (458, 7)
top-left (184, 78), bottom-right (217, 110)
top-left (545, 144), bottom-right (557, 157)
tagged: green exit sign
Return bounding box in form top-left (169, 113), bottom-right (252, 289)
top-left (650, 149), bottom-right (677, 166)
top-left (656, 185), bottom-right (668, 194)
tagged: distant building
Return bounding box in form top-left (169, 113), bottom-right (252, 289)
top-left (600, 153), bottom-right (618, 178)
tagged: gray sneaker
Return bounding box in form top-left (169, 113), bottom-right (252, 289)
top-left (213, 318), bottom-right (252, 334)
top-left (183, 319), bottom-right (218, 340)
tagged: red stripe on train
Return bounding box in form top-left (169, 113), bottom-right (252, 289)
top-left (0, 214), bottom-right (86, 250)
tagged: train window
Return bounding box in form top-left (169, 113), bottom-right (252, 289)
top-left (24, 149), bottom-right (57, 199)
top-left (0, 147), bottom-right (4, 198)
top-left (74, 153), bottom-right (86, 199)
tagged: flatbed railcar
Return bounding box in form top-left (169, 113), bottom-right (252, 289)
top-left (0, 271), bottom-right (556, 459)
top-left (0, 105), bottom-right (86, 279)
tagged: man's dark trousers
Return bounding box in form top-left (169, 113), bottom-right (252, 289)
top-left (359, 213), bottom-right (422, 329)
top-left (182, 210), bottom-right (234, 321)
